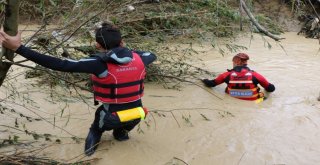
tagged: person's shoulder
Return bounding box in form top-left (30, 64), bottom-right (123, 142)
top-left (112, 47), bottom-right (133, 58)
top-left (227, 69), bottom-right (233, 72)
top-left (90, 52), bottom-right (111, 62)
top-left (132, 49), bottom-right (155, 57)
top-left (90, 47), bottom-right (133, 64)
top-left (110, 47), bottom-right (133, 64)
top-left (251, 70), bottom-right (266, 78)
top-left (220, 70), bottom-right (232, 77)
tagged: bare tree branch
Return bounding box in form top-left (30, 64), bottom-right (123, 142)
top-left (307, 0), bottom-right (320, 21)
top-left (240, 0), bottom-right (285, 41)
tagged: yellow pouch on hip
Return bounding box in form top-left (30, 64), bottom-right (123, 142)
top-left (116, 107), bottom-right (146, 122)
top-left (255, 97), bottom-right (264, 104)
top-left (255, 92), bottom-right (266, 104)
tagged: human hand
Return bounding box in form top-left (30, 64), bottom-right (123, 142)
top-left (202, 79), bottom-right (215, 87)
top-left (0, 28), bottom-right (22, 51)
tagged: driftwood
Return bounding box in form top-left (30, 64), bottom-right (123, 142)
top-left (0, 0), bottom-right (20, 86)
top-left (240, 0), bottom-right (285, 41)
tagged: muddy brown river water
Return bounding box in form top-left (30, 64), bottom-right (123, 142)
top-left (1, 32), bottom-right (320, 165)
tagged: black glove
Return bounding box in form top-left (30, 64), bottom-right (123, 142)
top-left (202, 79), bottom-right (216, 87)
top-left (265, 83), bottom-right (275, 92)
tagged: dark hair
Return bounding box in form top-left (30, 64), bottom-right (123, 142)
top-left (95, 23), bottom-right (122, 49)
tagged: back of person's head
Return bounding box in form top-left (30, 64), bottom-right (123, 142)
top-left (95, 22), bottom-right (122, 50)
top-left (232, 53), bottom-right (249, 66)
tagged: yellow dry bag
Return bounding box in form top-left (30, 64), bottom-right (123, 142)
top-left (116, 107), bottom-right (147, 122)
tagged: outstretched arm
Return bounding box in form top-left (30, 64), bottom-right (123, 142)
top-left (202, 71), bottom-right (230, 87)
top-left (0, 29), bottom-right (107, 77)
top-left (16, 45), bottom-right (107, 76)
top-left (252, 72), bottom-right (275, 92)
top-left (133, 50), bottom-right (157, 66)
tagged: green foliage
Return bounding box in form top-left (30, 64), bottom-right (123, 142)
top-left (255, 14), bottom-right (284, 35)
top-left (20, 0), bottom-right (75, 22)
top-left (0, 135), bottom-right (19, 147)
top-left (120, 0), bottom-right (240, 39)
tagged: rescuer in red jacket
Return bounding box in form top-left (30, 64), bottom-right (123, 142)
top-left (202, 53), bottom-right (275, 100)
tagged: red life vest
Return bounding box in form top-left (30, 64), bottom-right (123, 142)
top-left (226, 69), bottom-right (260, 100)
top-left (91, 52), bottom-right (146, 104)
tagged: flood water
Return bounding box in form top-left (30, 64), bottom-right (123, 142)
top-left (1, 32), bottom-right (320, 165)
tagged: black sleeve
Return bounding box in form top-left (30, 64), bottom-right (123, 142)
top-left (133, 50), bottom-right (157, 66)
top-left (15, 45), bottom-right (107, 76)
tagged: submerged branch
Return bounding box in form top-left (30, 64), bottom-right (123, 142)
top-left (0, 152), bottom-right (98, 164)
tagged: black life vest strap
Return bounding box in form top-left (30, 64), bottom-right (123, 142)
top-left (139, 80), bottom-right (143, 95)
top-left (94, 89), bottom-right (144, 99)
top-left (92, 79), bottom-right (143, 88)
top-left (94, 79), bottom-right (144, 99)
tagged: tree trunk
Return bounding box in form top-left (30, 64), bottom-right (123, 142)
top-left (240, 0), bottom-right (284, 41)
top-left (0, 0), bottom-right (20, 86)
